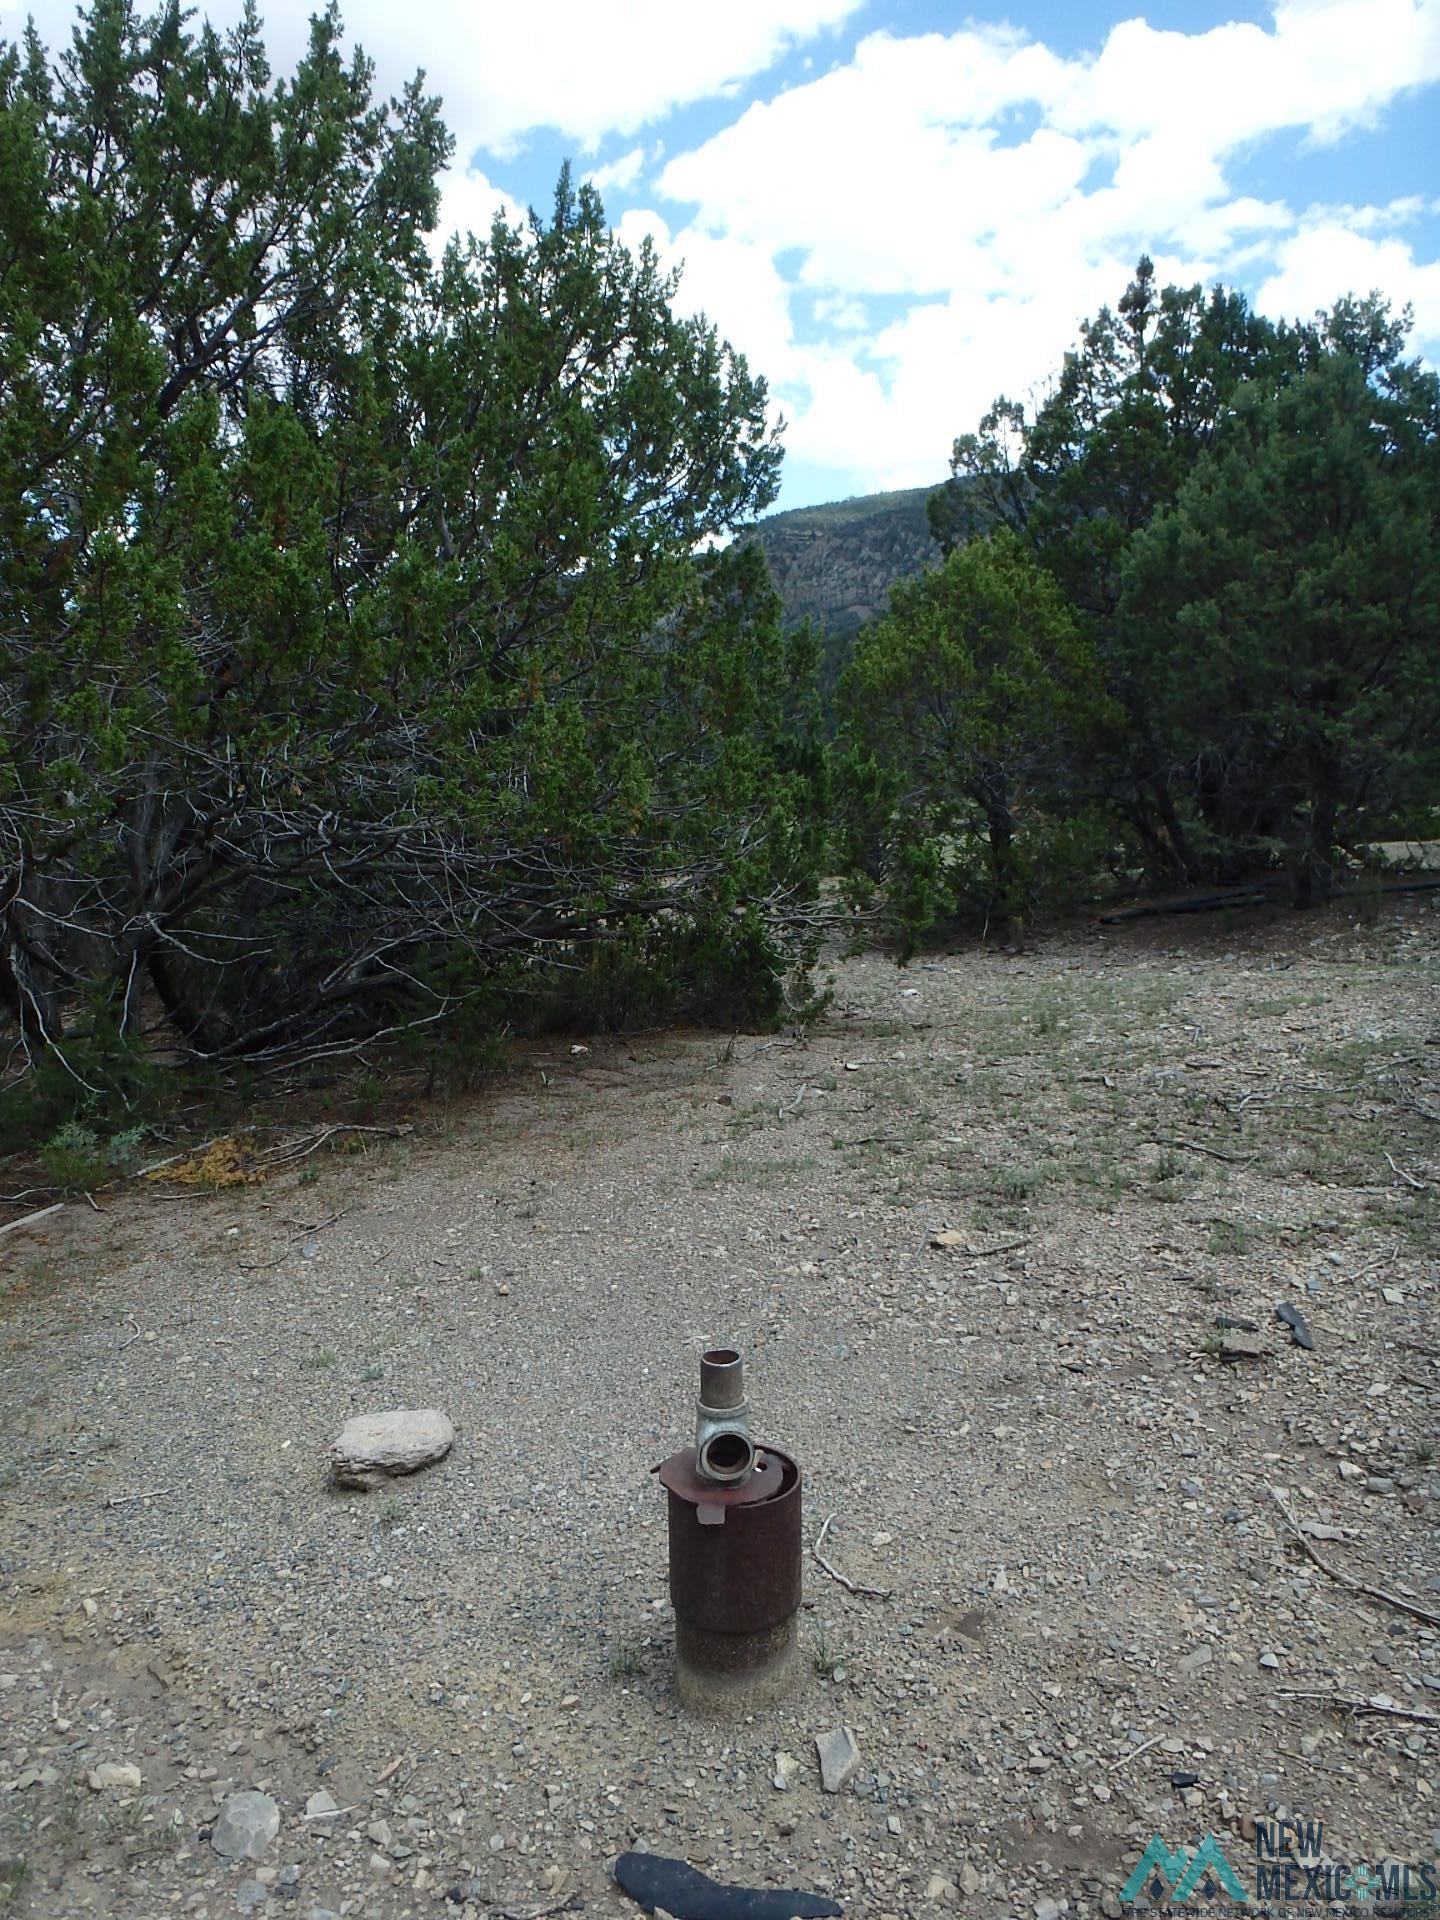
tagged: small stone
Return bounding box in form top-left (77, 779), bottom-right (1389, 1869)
top-left (816, 1726), bottom-right (861, 1794)
top-left (1219, 1332), bottom-right (1266, 1361)
top-left (87, 1762), bottom-right (142, 1792)
top-left (886, 1814), bottom-right (902, 1835)
top-left (303, 1791), bottom-right (339, 1821)
top-left (236, 1883), bottom-right (269, 1915)
top-left (1381, 1287), bottom-right (1405, 1305)
top-left (1338, 1461), bottom-right (1364, 1480)
top-left (1178, 1645), bottom-right (1214, 1675)
top-left (1036, 1900), bottom-right (1065, 1920)
top-left (772, 1752), bottom-right (800, 1792)
top-left (1274, 1301), bottom-right (1314, 1350)
top-left (211, 1790), bottom-right (281, 1862)
top-left (330, 1409), bottom-right (455, 1488)
top-left (368, 1851), bottom-right (392, 1878)
top-left (925, 1873), bottom-right (957, 1905)
top-left (1258, 1651), bottom-right (1280, 1669)
top-left (959, 1862), bottom-right (982, 1896)
top-left (1365, 1477), bottom-right (1394, 1495)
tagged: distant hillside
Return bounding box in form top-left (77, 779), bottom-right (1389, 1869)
top-left (743, 483), bottom-right (943, 642)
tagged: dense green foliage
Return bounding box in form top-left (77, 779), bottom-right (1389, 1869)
top-left (850, 258), bottom-right (1440, 941)
top-left (836, 533), bottom-right (1114, 947)
top-left (0, 2), bottom-right (822, 1118)
top-left (1120, 349), bottom-right (1440, 901)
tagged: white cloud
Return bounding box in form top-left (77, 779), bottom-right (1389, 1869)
top-left (4, 0), bottom-right (864, 156)
top-left (585, 147), bottom-right (646, 196)
top-left (431, 166), bottom-right (527, 256)
top-left (813, 294), bottom-right (868, 331)
top-left (9, 0), bottom-right (1438, 501)
top-left (655, 1), bottom-right (1440, 489)
top-left (1255, 222), bottom-right (1440, 350)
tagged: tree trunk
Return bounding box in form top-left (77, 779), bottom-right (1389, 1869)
top-left (1289, 761), bottom-right (1341, 908)
top-left (148, 952), bottom-right (225, 1053)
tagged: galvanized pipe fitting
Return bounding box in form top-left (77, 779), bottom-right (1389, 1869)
top-left (694, 1347), bottom-right (755, 1485)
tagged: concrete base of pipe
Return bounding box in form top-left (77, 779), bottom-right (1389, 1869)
top-left (674, 1614), bottom-right (801, 1714)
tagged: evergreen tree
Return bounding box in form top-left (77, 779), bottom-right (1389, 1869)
top-left (1119, 348), bottom-right (1440, 902)
top-left (0, 3), bottom-right (817, 1105)
top-left (836, 532), bottom-right (1114, 949)
top-left (931, 258), bottom-right (1438, 892)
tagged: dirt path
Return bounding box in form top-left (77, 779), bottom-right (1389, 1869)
top-left (2, 902), bottom-right (1437, 1919)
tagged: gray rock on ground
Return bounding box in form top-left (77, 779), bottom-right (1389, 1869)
top-left (87, 1761), bottom-right (141, 1792)
top-left (211, 1788), bottom-right (281, 1861)
top-left (815, 1726), bottom-right (861, 1793)
top-left (330, 1408), bottom-right (455, 1487)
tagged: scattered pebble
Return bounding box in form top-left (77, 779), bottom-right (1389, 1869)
top-left (211, 1790), bottom-right (281, 1862)
top-left (815, 1726), bottom-right (862, 1794)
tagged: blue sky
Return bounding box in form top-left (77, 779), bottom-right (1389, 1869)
top-left (9, 0), bottom-right (1439, 511)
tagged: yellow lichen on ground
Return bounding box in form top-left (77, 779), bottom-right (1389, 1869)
top-left (146, 1136), bottom-right (261, 1190)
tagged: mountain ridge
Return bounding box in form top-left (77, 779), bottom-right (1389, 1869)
top-left (742, 482), bottom-right (943, 644)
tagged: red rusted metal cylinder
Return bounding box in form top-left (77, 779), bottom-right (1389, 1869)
top-left (657, 1444), bottom-right (803, 1711)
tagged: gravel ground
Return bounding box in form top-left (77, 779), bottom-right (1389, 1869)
top-left (1, 899), bottom-right (1437, 1920)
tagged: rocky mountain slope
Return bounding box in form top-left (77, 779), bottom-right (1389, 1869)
top-left (743, 484), bottom-right (942, 643)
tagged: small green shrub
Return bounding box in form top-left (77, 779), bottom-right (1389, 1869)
top-left (606, 1644), bottom-right (644, 1680)
top-left (36, 1120), bottom-right (148, 1194)
top-left (39, 1121), bottom-right (106, 1193)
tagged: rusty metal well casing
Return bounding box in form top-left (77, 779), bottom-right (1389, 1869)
top-left (658, 1444), bottom-right (803, 1710)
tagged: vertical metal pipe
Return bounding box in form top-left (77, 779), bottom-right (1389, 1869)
top-left (658, 1348), bottom-right (803, 1711)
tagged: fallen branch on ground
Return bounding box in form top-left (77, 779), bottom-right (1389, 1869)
top-left (256, 1123), bottom-right (413, 1168)
top-left (1150, 1137), bottom-right (1253, 1166)
top-left (813, 1512), bottom-right (892, 1600)
top-left (1269, 1487), bottom-right (1440, 1629)
top-left (0, 1201), bottom-right (64, 1239)
top-left (1276, 1689), bottom-right (1438, 1726)
top-left (1107, 1733), bottom-right (1166, 1771)
top-left (1382, 1150), bottom-right (1426, 1190)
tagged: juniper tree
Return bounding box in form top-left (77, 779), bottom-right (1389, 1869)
top-left (0, 3), bottom-right (819, 1110)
